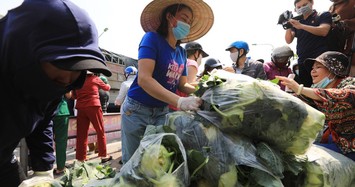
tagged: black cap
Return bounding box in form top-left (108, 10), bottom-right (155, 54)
top-left (52, 58), bottom-right (112, 77)
top-left (185, 42), bottom-right (209, 57)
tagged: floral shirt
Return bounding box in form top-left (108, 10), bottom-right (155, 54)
top-left (312, 77), bottom-right (355, 154)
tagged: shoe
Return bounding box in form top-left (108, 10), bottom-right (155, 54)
top-left (118, 160), bottom-right (123, 165)
top-left (53, 168), bottom-right (65, 176)
top-left (101, 156), bottom-right (113, 164)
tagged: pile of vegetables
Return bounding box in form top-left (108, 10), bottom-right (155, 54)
top-left (59, 160), bottom-right (115, 187)
top-left (19, 160), bottom-right (115, 187)
top-left (87, 70), bottom-right (355, 187)
top-left (196, 70), bottom-right (325, 155)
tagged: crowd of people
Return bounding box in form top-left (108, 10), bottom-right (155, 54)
top-left (0, 0), bottom-right (354, 186)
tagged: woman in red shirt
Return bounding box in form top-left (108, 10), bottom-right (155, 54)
top-left (73, 72), bottom-right (112, 163)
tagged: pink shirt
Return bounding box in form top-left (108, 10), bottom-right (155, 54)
top-left (169, 59), bottom-right (199, 110)
top-left (263, 61), bottom-right (292, 90)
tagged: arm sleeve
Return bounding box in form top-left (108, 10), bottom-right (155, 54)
top-left (257, 64), bottom-right (267, 80)
top-left (115, 83), bottom-right (128, 105)
top-left (313, 88), bottom-right (354, 108)
top-left (25, 99), bottom-right (61, 171)
top-left (96, 77), bottom-right (111, 91)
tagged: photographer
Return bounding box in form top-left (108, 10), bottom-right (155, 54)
top-left (281, 0), bottom-right (332, 87)
top-left (328, 0), bottom-right (355, 76)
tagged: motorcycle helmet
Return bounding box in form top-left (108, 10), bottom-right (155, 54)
top-left (185, 42), bottom-right (209, 57)
top-left (271, 46), bottom-right (294, 67)
top-left (225, 41), bottom-right (249, 54)
top-left (125, 66), bottom-right (138, 76)
top-left (202, 58), bottom-right (223, 76)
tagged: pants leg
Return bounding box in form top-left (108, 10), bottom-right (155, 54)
top-left (53, 115), bottom-right (69, 169)
top-left (75, 109), bottom-right (90, 161)
top-left (121, 112), bottom-right (146, 164)
top-left (86, 106), bottom-right (107, 157)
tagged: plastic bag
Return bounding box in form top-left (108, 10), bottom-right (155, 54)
top-left (197, 70), bottom-right (325, 155)
top-left (165, 111), bottom-right (285, 187)
top-left (302, 145), bottom-right (355, 187)
top-left (19, 176), bottom-right (62, 187)
top-left (110, 133), bottom-right (189, 187)
top-left (164, 111), bottom-right (235, 186)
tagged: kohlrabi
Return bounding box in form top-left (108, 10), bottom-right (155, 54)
top-left (140, 144), bottom-right (174, 179)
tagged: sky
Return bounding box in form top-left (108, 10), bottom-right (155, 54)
top-left (0, 0), bottom-right (333, 67)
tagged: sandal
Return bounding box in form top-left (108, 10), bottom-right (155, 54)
top-left (53, 168), bottom-right (65, 175)
top-left (101, 156), bottom-right (113, 164)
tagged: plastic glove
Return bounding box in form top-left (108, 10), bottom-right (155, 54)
top-left (177, 96), bottom-right (202, 111)
top-left (33, 169), bottom-right (54, 179)
top-left (19, 170), bottom-right (55, 187)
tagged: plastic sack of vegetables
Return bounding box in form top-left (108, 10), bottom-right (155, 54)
top-left (301, 144), bottom-right (355, 187)
top-left (165, 111), bottom-right (300, 187)
top-left (111, 133), bottom-right (189, 187)
top-left (164, 111), bottom-right (238, 187)
top-left (196, 70), bottom-right (325, 155)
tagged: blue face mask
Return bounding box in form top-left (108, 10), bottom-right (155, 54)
top-left (172, 20), bottom-right (190, 40)
top-left (311, 76), bottom-right (334, 88)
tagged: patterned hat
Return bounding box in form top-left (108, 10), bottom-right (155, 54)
top-left (304, 51), bottom-right (349, 77)
top-left (140, 0), bottom-right (214, 43)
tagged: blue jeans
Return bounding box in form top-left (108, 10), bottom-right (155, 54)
top-left (315, 135), bottom-right (355, 161)
top-left (121, 97), bottom-right (169, 164)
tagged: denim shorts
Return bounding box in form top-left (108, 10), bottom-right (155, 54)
top-left (120, 96), bottom-right (169, 163)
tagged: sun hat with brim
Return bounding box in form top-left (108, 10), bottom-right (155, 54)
top-left (185, 42), bottom-right (209, 57)
top-left (140, 0), bottom-right (214, 43)
top-left (304, 51), bottom-right (349, 77)
top-left (51, 58), bottom-right (112, 77)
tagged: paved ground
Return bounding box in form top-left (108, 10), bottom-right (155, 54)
top-left (16, 139), bottom-right (123, 179)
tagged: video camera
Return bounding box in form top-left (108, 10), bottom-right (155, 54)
top-left (277, 10), bottom-right (303, 30)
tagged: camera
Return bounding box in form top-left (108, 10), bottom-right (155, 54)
top-left (277, 10), bottom-right (303, 30)
top-left (332, 13), bottom-right (341, 23)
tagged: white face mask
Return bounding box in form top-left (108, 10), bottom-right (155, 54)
top-left (230, 51), bottom-right (239, 62)
top-left (295, 70), bottom-right (299, 76)
top-left (296, 3), bottom-right (312, 15)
